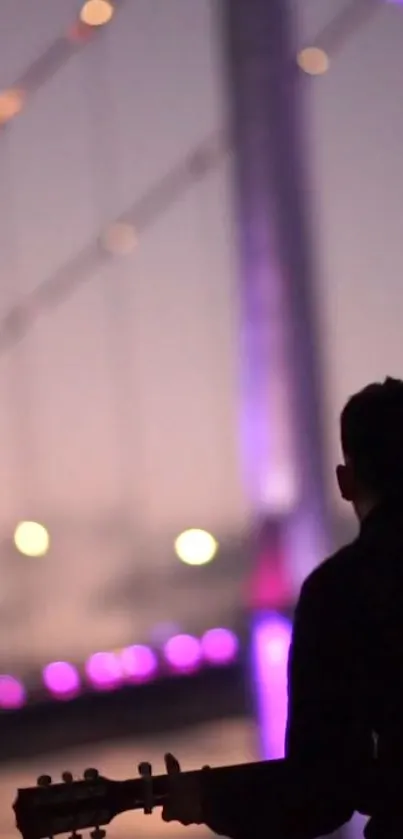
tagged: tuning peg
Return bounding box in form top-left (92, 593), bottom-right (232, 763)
top-left (138, 762), bottom-right (153, 814)
top-left (62, 771), bottom-right (74, 783)
top-left (37, 775), bottom-right (52, 787)
top-left (90, 830), bottom-right (106, 839)
top-left (83, 768), bottom-right (99, 781)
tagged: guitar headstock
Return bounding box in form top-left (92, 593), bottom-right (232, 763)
top-left (13, 767), bottom-right (135, 839)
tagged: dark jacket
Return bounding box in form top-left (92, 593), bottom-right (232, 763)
top-left (202, 503), bottom-right (403, 838)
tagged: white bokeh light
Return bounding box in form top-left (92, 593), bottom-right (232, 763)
top-left (14, 521), bottom-right (50, 557)
top-left (174, 529), bottom-right (218, 566)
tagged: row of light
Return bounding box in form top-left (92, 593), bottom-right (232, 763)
top-left (13, 522), bottom-right (219, 566)
top-left (0, 628), bottom-right (239, 710)
top-left (4, 2), bottom-right (402, 124)
top-left (0, 1), bottom-right (115, 126)
top-left (0, 47), bottom-right (327, 130)
top-left (0, 17), bottom-right (328, 129)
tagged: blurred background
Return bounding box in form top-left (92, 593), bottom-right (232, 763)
top-left (0, 0), bottom-right (402, 837)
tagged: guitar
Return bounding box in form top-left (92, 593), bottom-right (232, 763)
top-left (13, 756), bottom-right (380, 839)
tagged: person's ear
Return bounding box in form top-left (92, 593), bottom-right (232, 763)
top-left (336, 463), bottom-right (354, 502)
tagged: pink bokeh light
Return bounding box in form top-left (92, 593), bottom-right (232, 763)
top-left (0, 675), bottom-right (26, 709)
top-left (120, 645), bottom-right (158, 683)
top-left (163, 634), bottom-right (202, 673)
top-left (201, 628), bottom-right (239, 665)
top-left (85, 651), bottom-right (124, 690)
top-left (43, 661), bottom-right (80, 699)
top-left (251, 614), bottom-right (292, 758)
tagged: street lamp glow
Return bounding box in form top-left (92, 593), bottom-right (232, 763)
top-left (14, 521), bottom-right (50, 557)
top-left (101, 223), bottom-right (138, 255)
top-left (174, 529), bottom-right (218, 566)
top-left (0, 89), bottom-right (24, 125)
top-left (297, 47), bottom-right (329, 76)
top-left (80, 0), bottom-right (114, 27)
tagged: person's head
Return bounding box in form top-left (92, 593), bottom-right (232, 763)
top-left (336, 377), bottom-right (403, 520)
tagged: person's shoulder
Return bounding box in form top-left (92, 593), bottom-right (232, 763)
top-left (301, 538), bottom-right (360, 602)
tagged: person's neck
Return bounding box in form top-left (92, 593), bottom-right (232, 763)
top-left (355, 497), bottom-right (377, 524)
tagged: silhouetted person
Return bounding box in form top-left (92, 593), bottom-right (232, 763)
top-left (162, 377), bottom-right (403, 839)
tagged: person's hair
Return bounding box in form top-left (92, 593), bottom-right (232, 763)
top-left (340, 377), bottom-right (403, 501)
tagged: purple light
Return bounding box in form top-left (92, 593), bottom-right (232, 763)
top-left (251, 614), bottom-right (292, 758)
top-left (201, 628), bottom-right (239, 665)
top-left (120, 645), bottom-right (158, 683)
top-left (163, 634), bottom-right (202, 673)
top-left (0, 675), bottom-right (26, 709)
top-left (85, 652), bottom-right (123, 690)
top-left (43, 661), bottom-right (80, 699)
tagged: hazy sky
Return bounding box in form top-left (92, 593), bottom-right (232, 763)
top-left (0, 0), bottom-right (402, 671)
top-left (0, 0), bottom-right (243, 668)
top-left (296, 0), bottom-right (403, 500)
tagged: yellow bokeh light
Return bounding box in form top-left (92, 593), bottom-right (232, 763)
top-left (14, 521), bottom-right (50, 557)
top-left (0, 89), bottom-right (25, 125)
top-left (101, 223), bottom-right (138, 255)
top-left (174, 529), bottom-right (218, 566)
top-left (80, 0), bottom-right (114, 27)
top-left (297, 47), bottom-right (329, 76)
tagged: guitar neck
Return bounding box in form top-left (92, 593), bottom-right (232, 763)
top-left (13, 755), bottom-right (379, 839)
top-left (115, 758), bottom-right (296, 815)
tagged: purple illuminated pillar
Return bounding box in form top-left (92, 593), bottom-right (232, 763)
top-left (221, 0), bottom-right (330, 759)
top-left (251, 614), bottom-right (293, 758)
